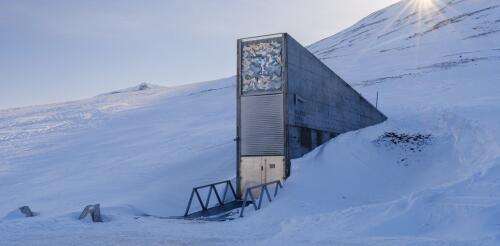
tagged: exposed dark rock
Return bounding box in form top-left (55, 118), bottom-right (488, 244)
top-left (375, 132), bottom-right (432, 165)
top-left (464, 30), bottom-right (500, 39)
top-left (79, 204), bottom-right (103, 222)
top-left (19, 206), bottom-right (35, 217)
top-left (376, 132), bottom-right (432, 147)
top-left (408, 5), bottom-right (500, 39)
top-left (137, 83), bottom-right (151, 91)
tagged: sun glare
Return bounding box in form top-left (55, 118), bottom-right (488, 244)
top-left (414, 0), bottom-right (437, 11)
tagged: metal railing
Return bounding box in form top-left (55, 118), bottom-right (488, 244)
top-left (184, 180), bottom-right (237, 217)
top-left (239, 180), bottom-right (283, 217)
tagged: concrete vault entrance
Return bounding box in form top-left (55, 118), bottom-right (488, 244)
top-left (236, 33), bottom-right (387, 197)
top-left (182, 33), bottom-right (387, 220)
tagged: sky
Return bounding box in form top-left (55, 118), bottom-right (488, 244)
top-left (0, 0), bottom-right (401, 109)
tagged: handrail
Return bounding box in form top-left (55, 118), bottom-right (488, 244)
top-left (240, 180), bottom-right (283, 217)
top-left (193, 180), bottom-right (234, 190)
top-left (184, 180), bottom-right (237, 217)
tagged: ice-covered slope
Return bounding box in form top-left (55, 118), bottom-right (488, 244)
top-left (1, 0), bottom-right (500, 245)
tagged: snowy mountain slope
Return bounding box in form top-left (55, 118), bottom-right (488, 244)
top-left (1, 0), bottom-right (500, 245)
top-left (0, 77), bottom-right (236, 217)
top-left (0, 84), bottom-right (167, 163)
top-left (309, 0), bottom-right (500, 87)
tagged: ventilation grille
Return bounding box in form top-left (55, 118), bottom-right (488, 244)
top-left (240, 94), bottom-right (284, 156)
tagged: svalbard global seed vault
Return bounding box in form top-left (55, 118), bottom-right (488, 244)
top-left (182, 33), bottom-right (386, 219)
top-left (236, 33), bottom-right (387, 197)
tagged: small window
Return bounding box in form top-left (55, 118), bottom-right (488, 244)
top-left (269, 164), bottom-right (276, 169)
top-left (300, 127), bottom-right (312, 149)
top-left (317, 130), bottom-right (323, 146)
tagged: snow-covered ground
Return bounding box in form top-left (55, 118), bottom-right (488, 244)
top-left (1, 0), bottom-right (500, 245)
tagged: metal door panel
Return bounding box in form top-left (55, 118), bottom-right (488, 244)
top-left (239, 156), bottom-right (263, 197)
top-left (239, 156), bottom-right (285, 196)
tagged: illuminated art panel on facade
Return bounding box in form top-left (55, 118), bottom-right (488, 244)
top-left (241, 37), bottom-right (283, 95)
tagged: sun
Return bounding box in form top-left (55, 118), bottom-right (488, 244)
top-left (414, 0), bottom-right (437, 10)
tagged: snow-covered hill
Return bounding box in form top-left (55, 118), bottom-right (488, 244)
top-left (309, 0), bottom-right (500, 88)
top-left (1, 0), bottom-right (500, 245)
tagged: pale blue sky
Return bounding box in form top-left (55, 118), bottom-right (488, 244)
top-left (0, 0), bottom-right (400, 109)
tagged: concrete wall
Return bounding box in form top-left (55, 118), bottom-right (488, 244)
top-left (285, 34), bottom-right (387, 159)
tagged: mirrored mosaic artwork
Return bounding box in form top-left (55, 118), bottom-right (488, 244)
top-left (241, 38), bottom-right (283, 95)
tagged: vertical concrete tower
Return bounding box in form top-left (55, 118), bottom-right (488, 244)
top-left (236, 33), bottom-right (386, 198)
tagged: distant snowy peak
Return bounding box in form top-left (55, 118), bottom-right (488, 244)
top-left (308, 0), bottom-right (500, 85)
top-left (310, 0), bottom-right (499, 54)
top-left (99, 83), bottom-right (165, 96)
